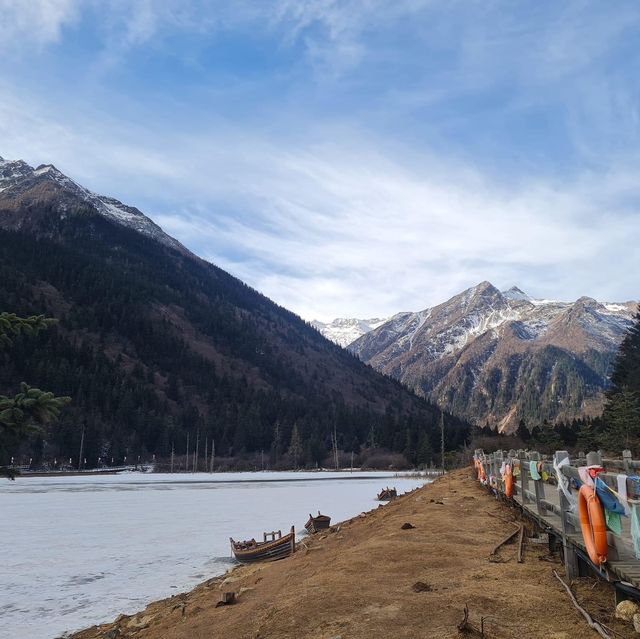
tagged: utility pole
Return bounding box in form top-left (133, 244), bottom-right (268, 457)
top-left (170, 443), bottom-right (174, 473)
top-left (194, 429), bottom-right (199, 473)
top-left (440, 410), bottom-right (445, 475)
top-left (332, 426), bottom-right (339, 470)
top-left (78, 425), bottom-right (85, 470)
top-left (210, 439), bottom-right (215, 473)
top-left (204, 436), bottom-right (208, 473)
top-left (186, 433), bottom-right (189, 473)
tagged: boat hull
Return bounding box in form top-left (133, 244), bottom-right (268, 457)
top-left (304, 514), bottom-right (331, 534)
top-left (230, 528), bottom-right (295, 563)
top-left (377, 488), bottom-right (397, 501)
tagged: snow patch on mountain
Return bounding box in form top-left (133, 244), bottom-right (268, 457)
top-left (502, 286), bottom-right (531, 301)
top-left (312, 317), bottom-right (388, 348)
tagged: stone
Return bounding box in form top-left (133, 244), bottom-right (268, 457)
top-left (615, 600), bottom-right (639, 621)
top-left (633, 612), bottom-right (640, 633)
top-left (401, 523), bottom-right (416, 530)
top-left (126, 613), bottom-right (154, 629)
top-left (412, 581), bottom-right (433, 592)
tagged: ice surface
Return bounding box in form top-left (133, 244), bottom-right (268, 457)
top-left (0, 471), bottom-right (426, 639)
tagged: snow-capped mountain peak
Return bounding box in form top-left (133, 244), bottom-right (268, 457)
top-left (0, 155), bottom-right (187, 253)
top-left (502, 286), bottom-right (531, 301)
top-left (347, 282), bottom-right (637, 433)
top-left (312, 317), bottom-right (388, 347)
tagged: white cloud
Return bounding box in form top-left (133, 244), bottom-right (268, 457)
top-left (0, 0), bottom-right (80, 50)
top-left (0, 3), bottom-right (638, 322)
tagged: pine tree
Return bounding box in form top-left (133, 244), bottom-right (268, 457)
top-left (603, 306), bottom-right (640, 452)
top-left (416, 432), bottom-right (432, 468)
top-left (287, 423), bottom-right (302, 469)
top-left (0, 314), bottom-right (70, 478)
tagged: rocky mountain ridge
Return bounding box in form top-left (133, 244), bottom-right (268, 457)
top-left (0, 156), bottom-right (186, 253)
top-left (347, 282), bottom-right (636, 432)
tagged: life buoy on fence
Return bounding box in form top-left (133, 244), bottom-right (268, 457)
top-left (578, 484), bottom-right (608, 565)
top-left (503, 464), bottom-right (514, 498)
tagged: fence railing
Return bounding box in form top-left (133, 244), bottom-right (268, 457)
top-left (473, 448), bottom-right (640, 588)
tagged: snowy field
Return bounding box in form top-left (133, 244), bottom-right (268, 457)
top-left (0, 471), bottom-right (427, 639)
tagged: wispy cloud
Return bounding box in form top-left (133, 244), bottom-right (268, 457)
top-left (0, 0), bottom-right (80, 51)
top-left (0, 2), bottom-right (638, 321)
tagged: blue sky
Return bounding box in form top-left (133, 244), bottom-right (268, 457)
top-left (1, 1), bottom-right (639, 320)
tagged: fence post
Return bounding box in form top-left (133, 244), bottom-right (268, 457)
top-left (496, 450), bottom-right (504, 493)
top-left (490, 452), bottom-right (497, 489)
top-left (623, 450), bottom-right (632, 475)
top-left (587, 450), bottom-right (603, 468)
top-left (519, 451), bottom-right (529, 503)
top-left (529, 451), bottom-right (545, 515)
top-left (554, 450), bottom-right (578, 579)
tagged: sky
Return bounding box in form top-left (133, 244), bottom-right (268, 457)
top-left (1, 0), bottom-right (639, 321)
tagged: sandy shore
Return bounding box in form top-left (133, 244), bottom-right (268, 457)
top-left (70, 469), bottom-right (630, 639)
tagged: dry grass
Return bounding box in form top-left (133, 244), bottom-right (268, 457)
top-left (71, 469), bottom-right (633, 639)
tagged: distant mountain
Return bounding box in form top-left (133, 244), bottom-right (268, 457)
top-left (349, 281), bottom-right (636, 433)
top-left (0, 155), bottom-right (469, 468)
top-left (312, 317), bottom-right (388, 348)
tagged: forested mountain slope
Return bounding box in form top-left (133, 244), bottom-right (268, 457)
top-left (0, 156), bottom-right (468, 467)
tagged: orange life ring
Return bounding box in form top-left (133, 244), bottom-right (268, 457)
top-left (503, 465), bottom-right (514, 498)
top-left (578, 484), bottom-right (607, 565)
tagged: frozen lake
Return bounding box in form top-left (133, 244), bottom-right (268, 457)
top-left (0, 471), bottom-right (427, 639)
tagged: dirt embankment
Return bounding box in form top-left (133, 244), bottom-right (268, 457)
top-left (71, 469), bottom-right (627, 639)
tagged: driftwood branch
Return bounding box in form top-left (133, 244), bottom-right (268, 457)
top-left (490, 524), bottom-right (522, 556)
top-left (517, 524), bottom-right (525, 563)
top-left (457, 604), bottom-right (485, 637)
top-left (552, 570), bottom-right (611, 639)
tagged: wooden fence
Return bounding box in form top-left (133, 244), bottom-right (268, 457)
top-left (473, 448), bottom-right (640, 600)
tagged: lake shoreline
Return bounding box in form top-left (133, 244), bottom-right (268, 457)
top-left (68, 468), bottom-right (620, 639)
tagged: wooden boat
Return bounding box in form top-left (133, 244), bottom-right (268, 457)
top-left (377, 486), bottom-right (397, 501)
top-left (304, 511), bottom-right (331, 534)
top-left (230, 526), bottom-right (295, 563)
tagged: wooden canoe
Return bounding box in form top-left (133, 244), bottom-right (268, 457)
top-left (377, 487), bottom-right (397, 501)
top-left (304, 511), bottom-right (331, 534)
top-left (230, 526), bottom-right (295, 563)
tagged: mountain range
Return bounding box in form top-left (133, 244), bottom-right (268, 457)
top-left (339, 283), bottom-right (636, 432)
top-left (0, 155), bottom-right (468, 468)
